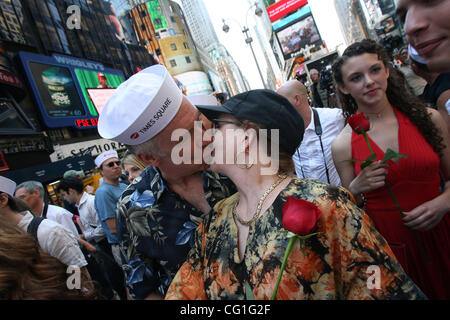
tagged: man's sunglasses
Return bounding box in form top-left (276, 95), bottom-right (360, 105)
top-left (105, 161), bottom-right (121, 168)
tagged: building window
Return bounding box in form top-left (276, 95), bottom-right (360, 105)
top-left (183, 42), bottom-right (189, 49)
top-left (185, 56), bottom-right (191, 63)
top-left (170, 59), bottom-right (177, 67)
top-left (170, 16), bottom-right (176, 23)
top-left (154, 18), bottom-right (162, 25)
top-left (141, 24), bottom-right (146, 31)
top-left (141, 10), bottom-right (147, 17)
top-left (170, 43), bottom-right (177, 51)
top-left (169, 29), bottom-right (175, 36)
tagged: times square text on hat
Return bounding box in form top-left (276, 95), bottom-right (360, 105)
top-left (97, 64), bottom-right (183, 145)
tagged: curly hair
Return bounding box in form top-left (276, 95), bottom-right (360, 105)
top-left (0, 219), bottom-right (99, 300)
top-left (332, 39), bottom-right (444, 155)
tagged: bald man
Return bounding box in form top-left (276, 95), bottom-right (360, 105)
top-left (277, 80), bottom-right (345, 185)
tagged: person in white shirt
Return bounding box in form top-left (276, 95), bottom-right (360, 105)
top-left (0, 176), bottom-right (87, 268)
top-left (14, 180), bottom-right (79, 236)
top-left (57, 176), bottom-right (121, 300)
top-left (57, 177), bottom-right (106, 243)
top-left (277, 80), bottom-right (346, 185)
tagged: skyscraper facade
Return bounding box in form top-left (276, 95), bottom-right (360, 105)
top-left (181, 0), bottom-right (218, 50)
top-left (334, 0), bottom-right (371, 45)
top-left (180, 0), bottom-right (247, 95)
top-left (130, 0), bottom-right (214, 95)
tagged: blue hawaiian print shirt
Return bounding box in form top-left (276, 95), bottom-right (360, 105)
top-left (116, 166), bottom-right (236, 299)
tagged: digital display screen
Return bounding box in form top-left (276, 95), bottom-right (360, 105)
top-left (28, 62), bottom-right (85, 118)
top-left (275, 14), bottom-right (322, 60)
top-left (74, 69), bottom-right (124, 116)
top-left (86, 88), bottom-right (116, 115)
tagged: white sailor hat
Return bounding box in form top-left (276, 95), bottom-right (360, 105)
top-left (98, 64), bottom-right (183, 145)
top-left (187, 94), bottom-right (219, 107)
top-left (0, 176), bottom-right (16, 197)
top-left (95, 150), bottom-right (119, 168)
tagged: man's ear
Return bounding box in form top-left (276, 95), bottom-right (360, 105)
top-left (0, 193), bottom-right (8, 208)
top-left (137, 152), bottom-right (160, 167)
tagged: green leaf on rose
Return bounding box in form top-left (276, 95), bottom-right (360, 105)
top-left (280, 230), bottom-right (298, 238)
top-left (360, 153), bottom-right (377, 170)
top-left (245, 281), bottom-right (255, 300)
top-left (381, 148), bottom-right (408, 164)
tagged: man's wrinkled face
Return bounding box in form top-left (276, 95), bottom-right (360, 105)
top-left (158, 98), bottom-right (212, 167)
top-left (14, 187), bottom-right (40, 208)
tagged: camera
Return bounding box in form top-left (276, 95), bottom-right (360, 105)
top-left (295, 72), bottom-right (308, 84)
top-left (319, 65), bottom-right (334, 94)
top-left (379, 35), bottom-right (404, 57)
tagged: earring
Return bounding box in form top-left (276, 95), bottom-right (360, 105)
top-left (234, 151), bottom-right (253, 169)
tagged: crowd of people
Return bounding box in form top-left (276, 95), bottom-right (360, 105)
top-left (1, 1), bottom-right (449, 300)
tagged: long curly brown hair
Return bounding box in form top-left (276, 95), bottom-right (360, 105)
top-left (332, 39), bottom-right (444, 155)
top-left (0, 218), bottom-right (99, 300)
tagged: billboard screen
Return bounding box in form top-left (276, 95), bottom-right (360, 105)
top-left (275, 14), bottom-right (322, 60)
top-left (146, 0), bottom-right (168, 30)
top-left (74, 69), bottom-right (123, 116)
top-left (86, 88), bottom-right (116, 115)
top-left (28, 62), bottom-right (85, 118)
top-left (266, 0), bottom-right (308, 22)
top-left (18, 52), bottom-right (125, 129)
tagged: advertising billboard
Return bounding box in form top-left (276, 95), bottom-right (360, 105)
top-left (18, 52), bottom-right (125, 129)
top-left (266, 0), bottom-right (308, 22)
top-left (86, 88), bottom-right (117, 115)
top-left (275, 14), bottom-right (322, 60)
top-left (28, 62), bottom-right (85, 118)
top-left (175, 71), bottom-right (213, 96)
top-left (74, 69), bottom-right (123, 116)
top-left (146, 0), bottom-right (168, 30)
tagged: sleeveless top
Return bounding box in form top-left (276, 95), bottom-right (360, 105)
top-left (351, 106), bottom-right (450, 300)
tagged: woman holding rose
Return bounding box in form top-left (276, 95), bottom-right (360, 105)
top-left (165, 89), bottom-right (425, 300)
top-left (331, 39), bottom-right (450, 299)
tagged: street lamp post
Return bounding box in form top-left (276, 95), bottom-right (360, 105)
top-left (222, 3), bottom-right (267, 89)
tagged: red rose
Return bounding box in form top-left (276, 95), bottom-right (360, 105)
top-left (347, 113), bottom-right (370, 134)
top-left (282, 197), bottom-right (322, 236)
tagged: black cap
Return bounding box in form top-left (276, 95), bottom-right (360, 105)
top-left (197, 89), bottom-right (304, 156)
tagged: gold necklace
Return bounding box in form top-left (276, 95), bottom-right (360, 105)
top-left (233, 174), bottom-right (287, 227)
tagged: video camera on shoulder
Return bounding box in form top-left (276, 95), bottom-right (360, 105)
top-left (295, 72), bottom-right (308, 84)
top-left (319, 65), bottom-right (334, 94)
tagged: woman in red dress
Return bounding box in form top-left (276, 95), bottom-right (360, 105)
top-left (331, 40), bottom-right (450, 299)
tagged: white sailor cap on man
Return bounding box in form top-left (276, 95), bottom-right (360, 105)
top-left (95, 150), bottom-right (119, 168)
top-left (0, 176), bottom-right (16, 197)
top-left (97, 64), bottom-right (183, 146)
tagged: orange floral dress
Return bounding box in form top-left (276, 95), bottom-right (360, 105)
top-left (165, 178), bottom-right (426, 300)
